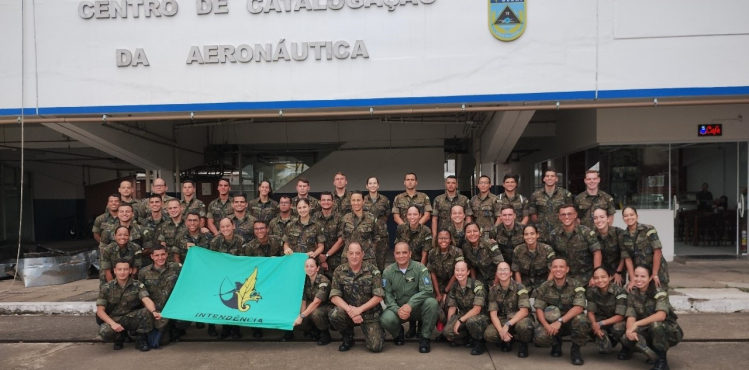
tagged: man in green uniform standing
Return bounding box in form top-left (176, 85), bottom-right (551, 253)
top-left (93, 194), bottom-right (120, 246)
top-left (292, 177), bottom-right (321, 217)
top-left (380, 242), bottom-right (438, 353)
top-left (574, 170), bottom-right (616, 229)
top-left (497, 174), bottom-right (529, 225)
top-left (549, 204), bottom-right (602, 285)
top-left (392, 173), bottom-right (432, 226)
top-left (470, 175), bottom-right (500, 239)
top-left (432, 175), bottom-right (472, 241)
top-left (329, 242), bottom-right (385, 353)
top-left (180, 179), bottom-right (207, 220)
top-left (206, 178), bottom-right (233, 236)
top-left (529, 169), bottom-right (573, 243)
top-left (332, 172), bottom-right (353, 215)
top-left (315, 191), bottom-right (345, 276)
top-left (269, 196), bottom-right (294, 238)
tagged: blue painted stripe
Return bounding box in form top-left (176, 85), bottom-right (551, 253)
top-left (1, 86), bottom-right (747, 117)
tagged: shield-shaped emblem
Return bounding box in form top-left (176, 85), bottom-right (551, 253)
top-left (488, 0), bottom-right (527, 42)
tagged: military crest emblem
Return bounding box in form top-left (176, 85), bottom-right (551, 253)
top-left (488, 0), bottom-right (527, 42)
top-left (218, 266), bottom-right (262, 312)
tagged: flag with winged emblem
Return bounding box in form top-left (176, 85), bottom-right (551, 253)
top-left (161, 247), bottom-right (307, 330)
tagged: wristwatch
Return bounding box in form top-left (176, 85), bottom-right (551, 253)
top-left (557, 318), bottom-right (563, 323)
top-left (300, 313), bottom-right (306, 318)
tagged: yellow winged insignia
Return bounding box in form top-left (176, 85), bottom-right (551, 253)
top-left (237, 267), bottom-right (262, 312)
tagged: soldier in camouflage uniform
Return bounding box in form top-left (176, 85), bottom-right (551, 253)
top-left (340, 192), bottom-right (387, 266)
top-left (380, 242), bottom-right (438, 353)
top-left (392, 173), bottom-right (432, 226)
top-left (137, 245), bottom-right (186, 345)
top-left (461, 223), bottom-right (504, 289)
top-left (574, 170), bottom-right (616, 229)
top-left (443, 261), bottom-right (490, 355)
top-left (248, 180), bottom-right (279, 223)
top-left (427, 229), bottom-right (464, 330)
top-left (364, 176), bottom-right (391, 272)
top-left (332, 172), bottom-right (353, 215)
top-left (489, 205), bottom-right (525, 266)
top-left (174, 211), bottom-right (213, 263)
top-left (101, 226), bottom-right (143, 284)
top-left (282, 198), bottom-right (325, 257)
top-left (269, 196), bottom-right (294, 238)
top-left (180, 180), bottom-right (207, 219)
top-left (470, 175), bottom-right (500, 239)
top-left (533, 257), bottom-right (591, 366)
top-left (292, 258), bottom-right (334, 345)
top-left (226, 194), bottom-right (258, 242)
top-left (512, 224), bottom-right (555, 296)
top-left (208, 217), bottom-right (244, 339)
top-left (156, 199), bottom-right (186, 264)
top-left (208, 218), bottom-right (243, 255)
top-left (206, 178), bottom-right (233, 236)
top-left (529, 169), bottom-right (573, 243)
top-left (118, 180), bottom-right (144, 222)
top-left (314, 192), bottom-right (345, 276)
top-left (140, 178), bottom-right (176, 220)
top-left (96, 259), bottom-right (159, 351)
top-left (586, 266), bottom-right (628, 356)
top-left (497, 174), bottom-right (530, 225)
top-left (395, 206), bottom-right (433, 264)
top-left (140, 194), bottom-right (167, 266)
top-left (432, 175), bottom-right (472, 241)
top-left (593, 208), bottom-right (627, 286)
top-left (484, 262), bottom-right (534, 358)
top-left (621, 266), bottom-right (683, 369)
top-left (241, 220), bottom-right (284, 257)
top-left (549, 204), bottom-right (602, 285)
top-left (292, 177), bottom-right (322, 217)
top-left (99, 203), bottom-right (149, 251)
top-left (620, 206), bottom-right (670, 290)
top-left (446, 205), bottom-right (468, 248)
top-left (328, 243), bottom-right (386, 353)
top-left (93, 194), bottom-right (120, 245)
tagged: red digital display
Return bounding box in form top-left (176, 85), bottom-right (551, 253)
top-left (698, 124), bottom-right (722, 137)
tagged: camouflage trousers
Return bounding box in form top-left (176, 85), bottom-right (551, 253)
top-left (97, 308), bottom-right (154, 341)
top-left (443, 313), bottom-right (489, 342)
top-left (591, 321), bottom-right (626, 354)
top-left (298, 305), bottom-right (333, 331)
top-left (484, 316), bottom-right (535, 344)
top-left (437, 297), bottom-right (448, 324)
top-left (329, 307), bottom-right (384, 353)
top-left (374, 238), bottom-right (389, 273)
top-left (621, 321), bottom-right (683, 352)
top-left (533, 312), bottom-right (590, 347)
top-left (380, 297), bottom-right (438, 339)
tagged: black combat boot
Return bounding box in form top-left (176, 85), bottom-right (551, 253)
top-left (280, 330), bottom-right (294, 342)
top-left (231, 326), bottom-right (242, 339)
top-left (419, 337), bottom-right (431, 353)
top-left (394, 325), bottom-right (405, 346)
top-left (500, 340), bottom-right (513, 352)
top-left (571, 343), bottom-right (584, 366)
top-left (207, 324), bottom-right (218, 337)
top-left (517, 342), bottom-right (529, 358)
top-left (550, 336), bottom-right (562, 357)
top-left (135, 334), bottom-right (150, 352)
top-left (112, 333), bottom-right (125, 350)
top-left (471, 339), bottom-right (486, 355)
top-left (195, 322), bottom-right (205, 329)
top-left (617, 346), bottom-right (633, 360)
top-left (219, 326), bottom-right (232, 340)
top-left (405, 320), bottom-right (417, 338)
top-left (649, 350), bottom-right (670, 370)
top-left (338, 331), bottom-right (355, 352)
top-left (252, 328), bottom-right (263, 339)
top-left (317, 330), bottom-right (331, 345)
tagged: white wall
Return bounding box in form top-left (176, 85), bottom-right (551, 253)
top-left (276, 147), bottom-right (445, 193)
top-left (2, 0), bottom-right (748, 115)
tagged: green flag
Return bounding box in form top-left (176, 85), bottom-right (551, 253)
top-left (161, 247), bottom-right (307, 330)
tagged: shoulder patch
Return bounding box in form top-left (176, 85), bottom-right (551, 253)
top-left (425, 236), bottom-right (432, 240)
top-left (455, 256), bottom-right (464, 262)
top-left (654, 292), bottom-right (668, 299)
top-left (139, 283), bottom-right (145, 288)
top-left (590, 231), bottom-right (596, 236)
top-left (574, 287), bottom-right (586, 293)
top-left (422, 268), bottom-right (429, 273)
top-left (547, 252), bottom-right (555, 258)
top-left (319, 283), bottom-right (328, 288)
top-left (474, 285), bottom-right (483, 293)
top-left (382, 279), bottom-right (387, 287)
top-left (616, 294), bottom-right (628, 300)
top-left (517, 289), bottom-right (528, 296)
top-left (646, 229), bottom-right (657, 236)
top-left (490, 245), bottom-right (499, 251)
top-left (423, 277), bottom-right (432, 285)
top-left (373, 269), bottom-right (381, 276)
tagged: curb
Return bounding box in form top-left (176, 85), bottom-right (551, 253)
top-left (671, 288), bottom-right (749, 313)
top-left (0, 302), bottom-right (95, 316)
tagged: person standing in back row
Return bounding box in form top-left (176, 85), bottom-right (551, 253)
top-left (497, 174), bottom-right (529, 226)
top-left (432, 175), bottom-right (472, 243)
top-left (574, 170), bottom-right (616, 229)
top-left (529, 169), bottom-right (573, 243)
top-left (470, 175), bottom-right (500, 240)
top-left (393, 173), bottom-right (432, 226)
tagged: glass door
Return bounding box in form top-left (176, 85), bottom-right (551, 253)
top-left (739, 142), bottom-right (747, 255)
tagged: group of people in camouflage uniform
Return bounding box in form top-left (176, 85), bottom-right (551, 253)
top-left (94, 170), bottom-right (681, 370)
